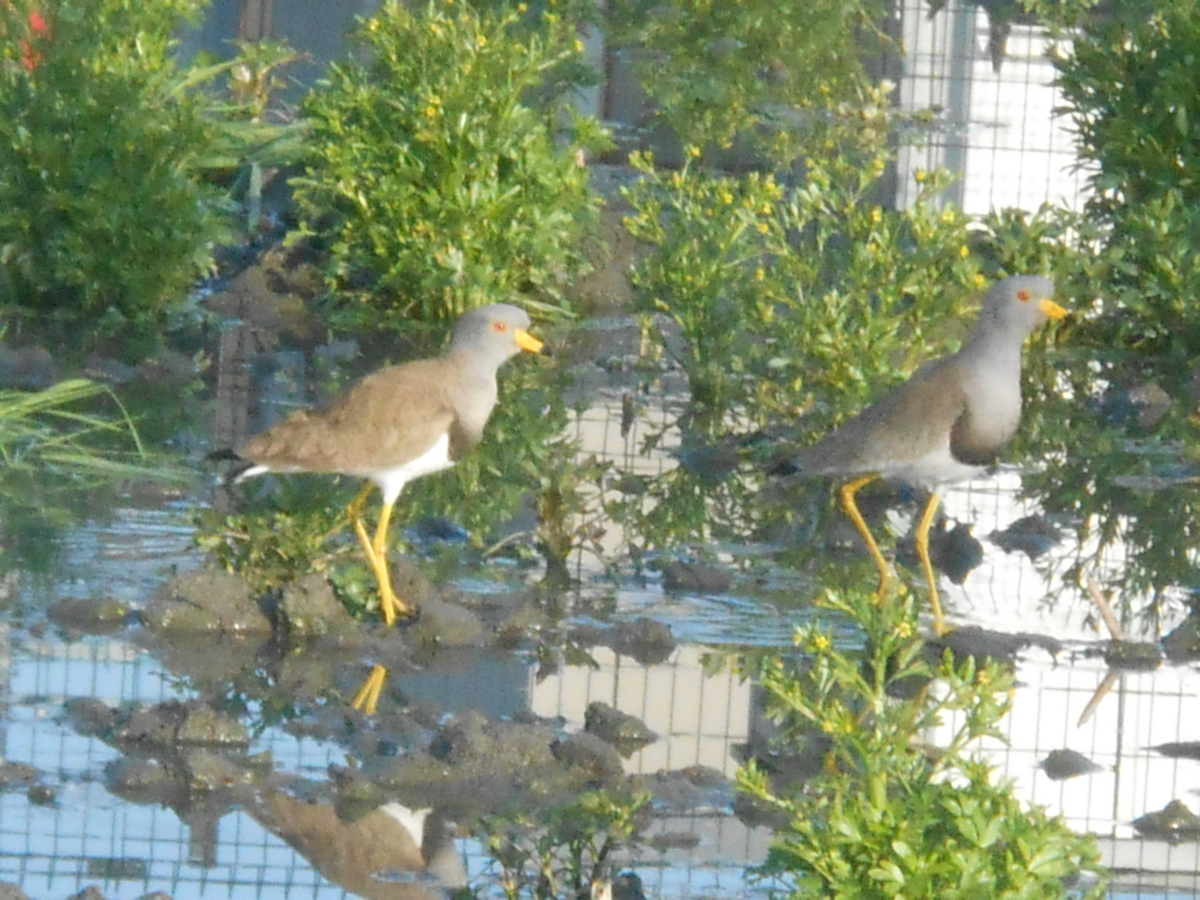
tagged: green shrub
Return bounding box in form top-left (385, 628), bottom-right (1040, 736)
top-left (606, 0), bottom-right (896, 164)
top-left (1056, 1), bottom-right (1200, 215)
top-left (0, 0), bottom-right (224, 357)
top-left (295, 0), bottom-right (603, 330)
top-left (617, 120), bottom-right (985, 548)
top-left (740, 590), bottom-right (1105, 898)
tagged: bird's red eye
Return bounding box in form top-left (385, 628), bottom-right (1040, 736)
top-left (493, 321), bottom-right (507, 332)
top-left (1017, 290), bottom-right (1031, 302)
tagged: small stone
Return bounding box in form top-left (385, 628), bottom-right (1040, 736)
top-left (584, 702), bottom-right (657, 756)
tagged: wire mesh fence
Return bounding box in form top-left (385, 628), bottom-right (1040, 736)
top-left (2, 3), bottom-right (1195, 898)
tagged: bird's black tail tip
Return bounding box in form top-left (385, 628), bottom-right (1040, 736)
top-left (205, 449), bottom-right (259, 484)
top-left (205, 448), bottom-right (241, 464)
top-left (766, 454), bottom-right (802, 477)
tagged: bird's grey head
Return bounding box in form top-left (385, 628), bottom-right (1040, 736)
top-left (978, 274), bottom-right (1066, 338)
top-left (449, 303), bottom-right (541, 368)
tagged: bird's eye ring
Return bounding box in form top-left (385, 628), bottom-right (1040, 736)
top-left (1017, 290), bottom-right (1031, 302)
top-left (493, 321), bottom-right (507, 332)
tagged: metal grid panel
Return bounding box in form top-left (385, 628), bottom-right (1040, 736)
top-left (897, 0), bottom-right (1092, 214)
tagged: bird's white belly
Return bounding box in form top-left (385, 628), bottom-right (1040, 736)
top-left (877, 445), bottom-right (986, 491)
top-left (367, 432), bottom-right (453, 504)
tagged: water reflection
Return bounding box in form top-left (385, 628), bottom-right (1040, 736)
top-left (4, 333), bottom-right (1200, 898)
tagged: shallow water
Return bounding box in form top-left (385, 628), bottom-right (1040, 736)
top-left (4, 312), bottom-right (1200, 899)
top-left (2, 471), bottom-right (1199, 900)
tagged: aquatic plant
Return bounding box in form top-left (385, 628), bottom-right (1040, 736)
top-left (0, 378), bottom-right (187, 571)
top-left (480, 788), bottom-right (649, 900)
top-left (0, 0), bottom-right (221, 357)
top-left (739, 589), bottom-right (1105, 898)
top-left (295, 0), bottom-right (604, 330)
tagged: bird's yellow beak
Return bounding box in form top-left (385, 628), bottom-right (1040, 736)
top-left (1039, 298), bottom-right (1068, 320)
top-left (515, 329), bottom-right (543, 353)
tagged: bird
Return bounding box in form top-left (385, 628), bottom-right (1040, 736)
top-left (220, 303), bottom-right (543, 628)
top-left (771, 275), bottom-right (1067, 635)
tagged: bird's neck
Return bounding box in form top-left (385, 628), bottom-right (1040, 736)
top-left (963, 330), bottom-right (1023, 375)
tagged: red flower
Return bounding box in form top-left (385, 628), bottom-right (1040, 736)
top-left (21, 6), bottom-right (49, 71)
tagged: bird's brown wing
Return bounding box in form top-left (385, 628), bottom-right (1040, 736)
top-left (787, 356), bottom-right (972, 477)
top-left (238, 357), bottom-right (458, 475)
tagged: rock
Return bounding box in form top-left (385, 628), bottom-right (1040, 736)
top-left (928, 521), bottom-right (983, 585)
top-left (989, 514), bottom-right (1062, 560)
top-left (660, 559), bottom-right (732, 594)
top-left (550, 733), bottom-right (625, 786)
top-left (278, 573), bottom-right (357, 637)
top-left (1040, 748), bottom-right (1104, 781)
top-left (426, 712), bottom-right (558, 779)
top-left (105, 757), bottom-right (169, 795)
top-left (26, 784), bottom-right (57, 806)
top-left (1151, 742), bottom-right (1200, 760)
top-left (1104, 640), bottom-right (1162, 672)
top-left (82, 355), bottom-right (136, 384)
top-left (133, 349), bottom-right (198, 386)
top-left (612, 618), bottom-right (675, 665)
top-left (110, 700), bottom-right (249, 747)
top-left (0, 882), bottom-right (31, 900)
top-left (49, 597), bottom-right (129, 635)
top-left (1133, 799), bottom-right (1200, 842)
top-left (584, 703), bottom-right (657, 756)
top-left (0, 344), bottom-right (56, 389)
top-left (0, 762), bottom-right (40, 788)
top-left (925, 626), bottom-right (1061, 669)
top-left (175, 704), bottom-right (251, 747)
top-left (639, 766), bottom-right (732, 810)
top-left (407, 595), bottom-right (486, 649)
top-left (63, 698), bottom-right (118, 737)
top-left (184, 749), bottom-right (255, 793)
top-left (143, 569), bottom-right (271, 634)
top-left (428, 710), bottom-right (492, 765)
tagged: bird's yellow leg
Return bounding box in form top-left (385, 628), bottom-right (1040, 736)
top-left (353, 517), bottom-right (379, 569)
top-left (839, 474), bottom-right (894, 598)
top-left (913, 492), bottom-right (947, 636)
top-left (349, 664), bottom-right (388, 714)
top-left (346, 483), bottom-right (375, 527)
top-left (371, 499), bottom-right (409, 624)
top-left (349, 494), bottom-right (407, 626)
top-left (348, 484), bottom-right (381, 568)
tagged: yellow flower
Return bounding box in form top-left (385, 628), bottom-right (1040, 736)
top-left (959, 245), bottom-right (969, 259)
top-left (756, 222), bottom-right (769, 234)
top-left (755, 267), bottom-right (765, 282)
top-left (870, 207), bottom-right (882, 224)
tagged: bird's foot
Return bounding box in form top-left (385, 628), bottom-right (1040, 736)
top-left (377, 582), bottom-right (413, 626)
top-left (350, 664), bottom-right (388, 714)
